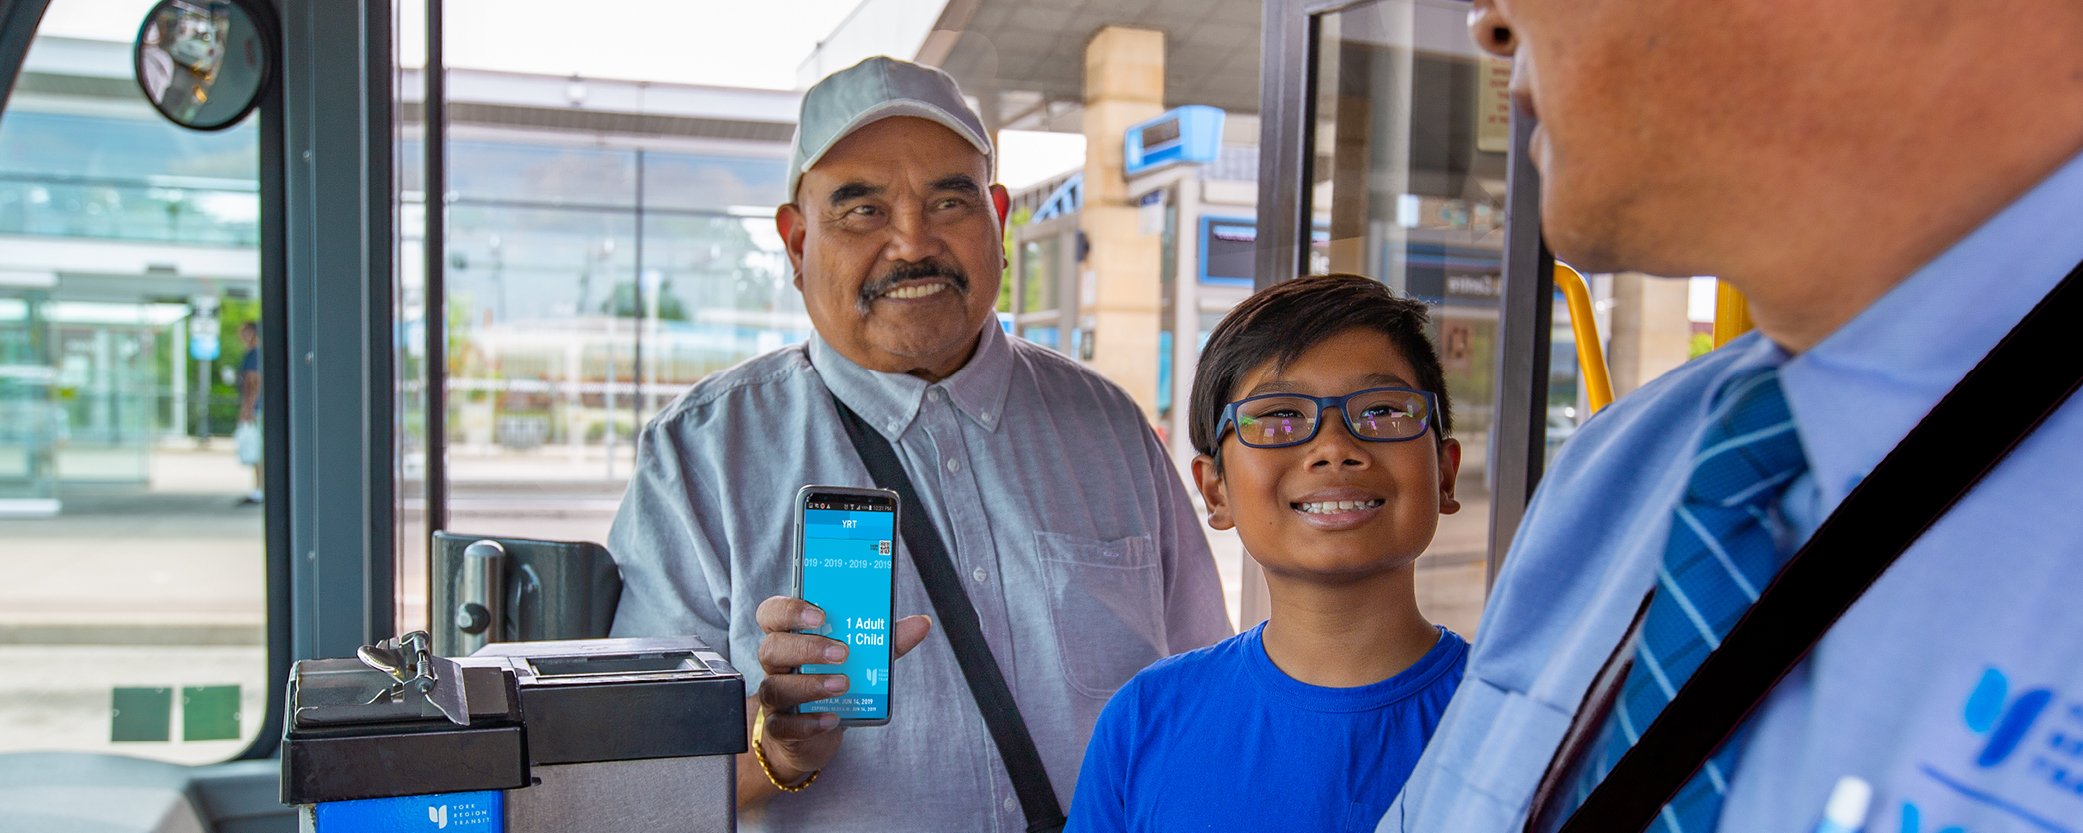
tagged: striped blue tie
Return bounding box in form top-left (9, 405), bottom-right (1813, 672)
top-left (1570, 368), bottom-right (1809, 831)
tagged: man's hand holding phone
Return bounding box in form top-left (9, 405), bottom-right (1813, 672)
top-left (750, 596), bottom-right (932, 788)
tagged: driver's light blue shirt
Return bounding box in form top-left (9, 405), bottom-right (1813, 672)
top-left (1385, 150), bottom-right (2083, 832)
top-left (608, 320), bottom-right (1233, 833)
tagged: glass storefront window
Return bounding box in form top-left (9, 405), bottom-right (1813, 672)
top-left (1020, 238), bottom-right (1056, 316)
top-left (1011, 228), bottom-right (1077, 357)
top-left (0, 6), bottom-right (267, 763)
top-left (1309, 0), bottom-right (1511, 635)
top-left (0, 111), bottom-right (260, 246)
top-left (392, 74), bottom-right (798, 630)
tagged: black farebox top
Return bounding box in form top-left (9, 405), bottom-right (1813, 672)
top-left (465, 635), bottom-right (747, 766)
top-left (281, 663), bottom-right (527, 805)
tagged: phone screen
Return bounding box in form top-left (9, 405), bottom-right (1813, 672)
top-left (797, 492), bottom-right (896, 722)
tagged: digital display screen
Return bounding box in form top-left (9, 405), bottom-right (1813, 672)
top-left (1139, 117), bottom-right (1181, 149)
top-left (1202, 222), bottom-right (1259, 284)
top-left (798, 496), bottom-right (896, 721)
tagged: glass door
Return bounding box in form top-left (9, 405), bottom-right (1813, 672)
top-left (0, 290), bottom-right (56, 514)
top-left (1257, 0), bottom-right (1570, 633)
top-left (1313, 0), bottom-right (1512, 635)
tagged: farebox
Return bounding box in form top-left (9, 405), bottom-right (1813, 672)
top-left (471, 636), bottom-right (745, 830)
top-left (282, 632), bottom-right (745, 832)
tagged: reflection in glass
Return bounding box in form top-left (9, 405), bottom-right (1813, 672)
top-left (134, 0), bottom-right (268, 131)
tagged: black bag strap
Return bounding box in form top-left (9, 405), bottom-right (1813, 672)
top-left (832, 395), bottom-right (1068, 833)
top-left (1539, 257), bottom-right (2083, 833)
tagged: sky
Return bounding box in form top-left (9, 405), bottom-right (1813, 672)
top-left (36, 0), bottom-right (1085, 188)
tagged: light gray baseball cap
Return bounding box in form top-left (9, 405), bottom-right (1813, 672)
top-left (787, 56), bottom-right (994, 203)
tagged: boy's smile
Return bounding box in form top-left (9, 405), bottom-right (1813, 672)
top-left (1195, 328), bottom-right (1462, 580)
top-left (1291, 487), bottom-right (1387, 531)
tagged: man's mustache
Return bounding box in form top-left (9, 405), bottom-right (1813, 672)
top-left (857, 260), bottom-right (969, 309)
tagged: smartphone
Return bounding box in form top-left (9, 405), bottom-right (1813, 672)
top-left (791, 485), bottom-right (899, 726)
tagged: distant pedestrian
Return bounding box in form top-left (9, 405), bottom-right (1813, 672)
top-left (234, 321), bottom-right (261, 505)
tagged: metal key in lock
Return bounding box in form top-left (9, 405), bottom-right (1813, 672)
top-left (353, 630), bottom-right (468, 724)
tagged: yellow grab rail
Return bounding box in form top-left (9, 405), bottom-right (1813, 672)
top-left (1551, 269), bottom-right (1752, 416)
top-left (1713, 280), bottom-right (1754, 347)
top-left (1553, 262), bottom-right (1614, 415)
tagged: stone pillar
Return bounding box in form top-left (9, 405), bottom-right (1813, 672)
top-left (1605, 272), bottom-right (1695, 397)
top-left (1080, 26), bottom-right (1166, 417)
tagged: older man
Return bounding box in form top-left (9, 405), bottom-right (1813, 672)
top-left (1385, 1), bottom-right (2083, 831)
top-left (608, 57), bottom-right (1230, 831)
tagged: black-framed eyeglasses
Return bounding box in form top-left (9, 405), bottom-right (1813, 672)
top-left (1214, 387), bottom-right (1438, 449)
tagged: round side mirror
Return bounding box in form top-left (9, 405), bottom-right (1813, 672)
top-left (132, 0), bottom-right (267, 131)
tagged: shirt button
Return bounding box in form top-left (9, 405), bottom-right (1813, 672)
top-left (945, 457), bottom-right (962, 474)
top-left (1003, 796), bottom-right (1017, 813)
top-left (929, 388), bottom-right (945, 402)
top-left (972, 567), bottom-right (988, 583)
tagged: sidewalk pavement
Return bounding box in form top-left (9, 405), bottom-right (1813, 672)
top-left (0, 448), bottom-right (266, 648)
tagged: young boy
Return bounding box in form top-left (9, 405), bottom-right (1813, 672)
top-left (1067, 274), bottom-right (1467, 832)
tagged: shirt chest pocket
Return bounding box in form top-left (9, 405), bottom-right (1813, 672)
top-left (1417, 679), bottom-right (1573, 832)
top-left (1033, 530), bottom-right (1166, 699)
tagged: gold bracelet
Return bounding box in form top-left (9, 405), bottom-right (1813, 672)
top-left (752, 707), bottom-right (820, 792)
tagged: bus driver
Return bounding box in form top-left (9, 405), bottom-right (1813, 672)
top-left (1387, 1), bottom-right (2083, 831)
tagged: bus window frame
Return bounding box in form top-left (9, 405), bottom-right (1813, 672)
top-left (276, 0), bottom-right (401, 691)
top-left (247, 0), bottom-right (292, 762)
top-left (245, 0), bottom-right (411, 761)
top-left (0, 1), bottom-right (52, 119)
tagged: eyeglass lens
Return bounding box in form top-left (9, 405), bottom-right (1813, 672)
top-left (1232, 389), bottom-right (1429, 447)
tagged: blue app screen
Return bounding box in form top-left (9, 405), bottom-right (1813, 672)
top-left (799, 500), bottom-right (895, 721)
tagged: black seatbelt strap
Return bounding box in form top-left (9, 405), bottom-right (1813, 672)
top-left (832, 395), bottom-right (1068, 833)
top-left (1536, 257), bottom-right (2083, 833)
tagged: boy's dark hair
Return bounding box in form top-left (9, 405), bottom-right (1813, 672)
top-left (1188, 273), bottom-right (1452, 460)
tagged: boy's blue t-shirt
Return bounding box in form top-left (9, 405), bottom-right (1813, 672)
top-left (1066, 621), bottom-right (1467, 833)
